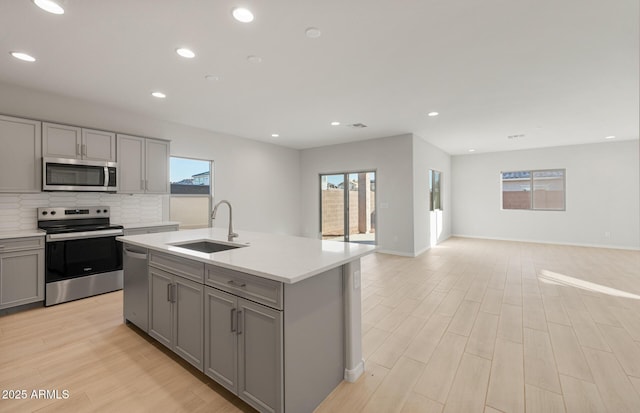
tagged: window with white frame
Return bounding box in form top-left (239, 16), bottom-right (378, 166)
top-left (170, 157), bottom-right (213, 229)
top-left (501, 169), bottom-right (565, 211)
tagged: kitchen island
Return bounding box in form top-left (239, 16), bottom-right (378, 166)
top-left (118, 227), bottom-right (376, 413)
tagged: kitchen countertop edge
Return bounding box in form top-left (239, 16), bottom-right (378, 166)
top-left (118, 228), bottom-right (376, 284)
top-left (0, 230), bottom-right (46, 240)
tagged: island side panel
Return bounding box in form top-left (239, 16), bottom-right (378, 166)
top-left (283, 266), bottom-right (344, 413)
top-left (343, 259), bottom-right (364, 382)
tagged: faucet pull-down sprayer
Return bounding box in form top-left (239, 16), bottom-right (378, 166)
top-left (212, 200), bottom-right (238, 242)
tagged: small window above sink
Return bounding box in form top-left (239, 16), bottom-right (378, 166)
top-left (170, 240), bottom-right (247, 254)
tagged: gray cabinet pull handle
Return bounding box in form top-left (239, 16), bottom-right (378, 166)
top-left (230, 308), bottom-right (237, 332)
top-left (237, 310), bottom-right (243, 335)
top-left (167, 283), bottom-right (171, 302)
top-left (76, 143), bottom-right (80, 155)
top-left (171, 284), bottom-right (177, 303)
top-left (82, 144), bottom-right (87, 156)
top-left (227, 280), bottom-right (246, 288)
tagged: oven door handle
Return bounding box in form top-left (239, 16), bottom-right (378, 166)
top-left (46, 229), bottom-right (124, 242)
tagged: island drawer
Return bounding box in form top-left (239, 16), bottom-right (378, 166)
top-left (149, 251), bottom-right (205, 283)
top-left (205, 265), bottom-right (283, 310)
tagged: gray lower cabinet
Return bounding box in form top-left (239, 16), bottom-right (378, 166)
top-left (205, 286), bottom-right (283, 413)
top-left (149, 266), bottom-right (204, 370)
top-left (0, 237), bottom-right (45, 309)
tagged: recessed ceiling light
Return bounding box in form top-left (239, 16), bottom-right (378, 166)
top-left (10, 52), bottom-right (36, 62)
top-left (305, 27), bottom-right (322, 38)
top-left (33, 0), bottom-right (64, 15)
top-left (427, 111), bottom-right (439, 117)
top-left (604, 135), bottom-right (616, 140)
top-left (151, 92), bottom-right (166, 99)
top-left (247, 55), bottom-right (262, 64)
top-left (330, 121), bottom-right (340, 126)
top-left (271, 133), bottom-right (279, 138)
top-left (176, 48), bottom-right (195, 58)
top-left (468, 149), bottom-right (476, 152)
top-left (205, 74), bottom-right (220, 81)
top-left (232, 7), bottom-right (254, 23)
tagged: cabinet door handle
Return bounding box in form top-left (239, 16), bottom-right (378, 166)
top-left (171, 284), bottom-right (177, 303)
top-left (230, 308), bottom-right (237, 332)
top-left (237, 310), bottom-right (243, 335)
top-left (82, 144), bottom-right (87, 156)
top-left (227, 280), bottom-right (246, 288)
top-left (76, 143), bottom-right (80, 156)
top-left (167, 283), bottom-right (172, 302)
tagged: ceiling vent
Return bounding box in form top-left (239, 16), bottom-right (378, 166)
top-left (507, 134), bottom-right (525, 140)
top-left (347, 123), bottom-right (368, 128)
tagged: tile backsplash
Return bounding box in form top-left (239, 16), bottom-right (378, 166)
top-left (0, 193), bottom-right (165, 231)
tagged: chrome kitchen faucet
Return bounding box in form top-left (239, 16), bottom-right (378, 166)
top-left (212, 200), bottom-right (239, 241)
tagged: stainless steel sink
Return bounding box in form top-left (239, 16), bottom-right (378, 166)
top-left (171, 240), bottom-right (245, 253)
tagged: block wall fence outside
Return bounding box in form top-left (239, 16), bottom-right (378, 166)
top-left (321, 190), bottom-right (376, 236)
top-left (0, 193), bottom-right (164, 231)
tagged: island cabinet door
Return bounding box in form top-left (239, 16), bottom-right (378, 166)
top-left (148, 268), bottom-right (174, 349)
top-left (237, 298), bottom-right (283, 413)
top-left (173, 276), bottom-right (204, 370)
top-left (204, 287), bottom-right (238, 393)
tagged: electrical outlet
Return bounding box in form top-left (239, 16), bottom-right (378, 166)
top-left (604, 231), bottom-right (611, 239)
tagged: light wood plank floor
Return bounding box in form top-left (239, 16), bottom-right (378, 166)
top-left (1, 237), bottom-right (639, 412)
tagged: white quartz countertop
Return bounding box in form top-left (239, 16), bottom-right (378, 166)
top-left (116, 221), bottom-right (180, 229)
top-left (0, 230), bottom-right (46, 240)
top-left (118, 227), bottom-right (376, 284)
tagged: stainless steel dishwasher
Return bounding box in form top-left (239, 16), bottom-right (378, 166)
top-left (123, 246), bottom-right (149, 331)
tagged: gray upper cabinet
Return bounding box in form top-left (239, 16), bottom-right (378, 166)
top-left (0, 237), bottom-right (45, 309)
top-left (43, 122), bottom-right (115, 162)
top-left (145, 138), bottom-right (170, 193)
top-left (0, 115), bottom-right (42, 193)
top-left (117, 134), bottom-right (169, 194)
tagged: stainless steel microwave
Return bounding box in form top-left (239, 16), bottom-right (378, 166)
top-left (43, 157), bottom-right (118, 192)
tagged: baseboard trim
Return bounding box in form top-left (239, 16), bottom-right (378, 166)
top-left (344, 359), bottom-right (365, 382)
top-left (451, 234), bottom-right (640, 251)
top-left (376, 249), bottom-right (416, 257)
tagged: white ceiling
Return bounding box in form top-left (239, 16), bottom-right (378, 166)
top-left (0, 0), bottom-right (638, 154)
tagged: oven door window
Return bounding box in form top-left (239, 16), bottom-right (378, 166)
top-left (46, 163), bottom-right (106, 187)
top-left (46, 237), bottom-right (122, 282)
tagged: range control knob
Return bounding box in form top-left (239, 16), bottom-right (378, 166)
top-left (50, 211), bottom-right (56, 216)
top-left (96, 209), bottom-right (101, 213)
top-left (42, 211), bottom-right (48, 215)
top-left (103, 209), bottom-right (108, 213)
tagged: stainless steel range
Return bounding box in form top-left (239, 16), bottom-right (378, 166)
top-left (37, 206), bottom-right (124, 306)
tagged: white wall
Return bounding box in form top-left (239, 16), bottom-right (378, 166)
top-left (0, 82), bottom-right (301, 236)
top-left (451, 140), bottom-right (640, 249)
top-left (300, 134), bottom-right (416, 255)
top-left (413, 135), bottom-right (452, 254)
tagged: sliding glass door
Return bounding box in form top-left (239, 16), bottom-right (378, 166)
top-left (320, 171), bottom-right (376, 244)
